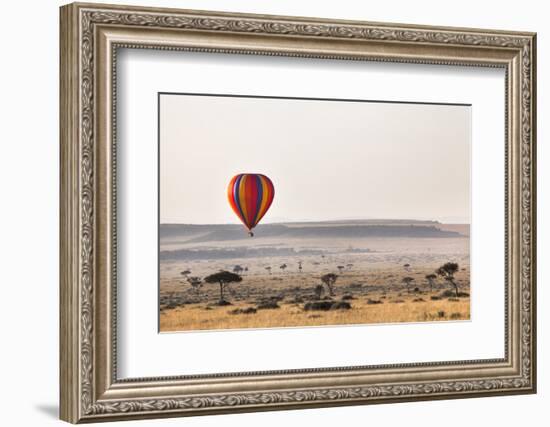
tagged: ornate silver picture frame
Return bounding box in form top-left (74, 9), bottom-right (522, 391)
top-left (60, 2), bottom-right (536, 423)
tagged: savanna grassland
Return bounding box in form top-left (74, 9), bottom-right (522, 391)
top-left (159, 221), bottom-right (470, 332)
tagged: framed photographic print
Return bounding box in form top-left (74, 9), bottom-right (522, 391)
top-left (60, 2), bottom-right (537, 423)
top-left (158, 94), bottom-right (472, 332)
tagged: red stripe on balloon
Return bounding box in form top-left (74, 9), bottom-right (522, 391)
top-left (246, 175), bottom-right (259, 227)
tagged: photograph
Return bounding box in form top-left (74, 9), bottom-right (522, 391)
top-left (158, 93), bottom-right (471, 332)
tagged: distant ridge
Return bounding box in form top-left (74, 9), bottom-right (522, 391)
top-left (160, 220), bottom-right (466, 244)
top-left (161, 219), bottom-right (441, 227)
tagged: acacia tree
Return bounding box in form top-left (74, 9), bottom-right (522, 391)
top-left (436, 262), bottom-right (460, 297)
top-left (233, 265), bottom-right (244, 274)
top-left (402, 276), bottom-right (415, 294)
top-left (321, 273), bottom-right (338, 296)
top-left (265, 266), bottom-right (272, 275)
top-left (279, 263), bottom-right (287, 273)
top-left (187, 276), bottom-right (203, 295)
top-left (313, 284), bottom-right (324, 300)
top-left (298, 261), bottom-right (303, 272)
top-left (337, 265), bottom-right (345, 274)
top-left (204, 271), bottom-right (243, 304)
top-left (425, 274), bottom-right (437, 292)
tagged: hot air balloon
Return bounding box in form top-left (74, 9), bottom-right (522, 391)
top-left (227, 173), bottom-right (274, 237)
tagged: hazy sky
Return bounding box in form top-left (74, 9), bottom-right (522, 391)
top-left (160, 94), bottom-right (470, 224)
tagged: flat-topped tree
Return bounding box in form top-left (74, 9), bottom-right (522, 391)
top-left (402, 276), bottom-right (414, 294)
top-left (204, 271), bottom-right (242, 304)
top-left (436, 262), bottom-right (460, 297)
top-left (313, 284), bottom-right (324, 300)
top-left (321, 273), bottom-right (338, 296)
top-left (425, 274), bottom-right (437, 292)
top-left (187, 276), bottom-right (203, 295)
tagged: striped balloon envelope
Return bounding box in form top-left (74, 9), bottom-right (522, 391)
top-left (227, 174), bottom-right (275, 236)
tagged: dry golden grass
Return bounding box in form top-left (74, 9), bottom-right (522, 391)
top-left (159, 235), bottom-right (470, 332)
top-left (160, 293), bottom-right (470, 332)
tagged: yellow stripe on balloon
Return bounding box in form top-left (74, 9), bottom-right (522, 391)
top-left (238, 175), bottom-right (249, 225)
top-left (257, 176), bottom-right (269, 223)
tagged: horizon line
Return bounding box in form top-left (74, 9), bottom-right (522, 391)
top-left (160, 218), bottom-right (471, 226)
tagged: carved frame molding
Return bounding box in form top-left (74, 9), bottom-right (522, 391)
top-left (60, 2), bottom-right (536, 423)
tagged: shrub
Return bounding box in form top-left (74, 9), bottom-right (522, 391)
top-left (330, 301), bottom-right (352, 310)
top-left (367, 299), bottom-right (383, 305)
top-left (430, 296), bottom-right (442, 301)
top-left (256, 301), bottom-right (280, 310)
top-left (303, 301), bottom-right (351, 311)
top-left (214, 300), bottom-right (232, 306)
top-left (440, 290), bottom-right (470, 298)
top-left (341, 294), bottom-right (355, 300)
top-left (450, 312), bottom-right (462, 320)
top-left (412, 298), bottom-right (425, 302)
top-left (181, 299), bottom-right (199, 305)
top-left (437, 310), bottom-right (446, 318)
top-left (304, 301), bottom-right (333, 311)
